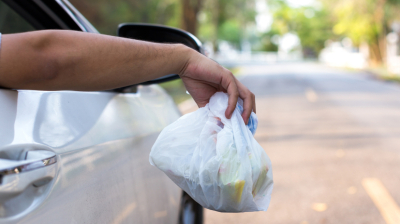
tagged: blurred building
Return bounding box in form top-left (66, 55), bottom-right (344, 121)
top-left (212, 33), bottom-right (303, 66)
top-left (319, 38), bottom-right (368, 69)
top-left (319, 31), bottom-right (400, 76)
top-left (387, 32), bottom-right (400, 75)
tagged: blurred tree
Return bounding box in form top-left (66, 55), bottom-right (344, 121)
top-left (181, 0), bottom-right (202, 36)
top-left (69, 0), bottom-right (258, 51)
top-left (69, 0), bottom-right (180, 35)
top-left (253, 29), bottom-right (279, 52)
top-left (266, 0), bottom-right (335, 57)
top-left (267, 0), bottom-right (400, 63)
top-left (218, 20), bottom-right (241, 46)
top-left (295, 8), bottom-right (335, 58)
top-left (198, 0), bottom-right (256, 51)
top-left (254, 32), bottom-right (278, 52)
top-left (321, 0), bottom-right (400, 65)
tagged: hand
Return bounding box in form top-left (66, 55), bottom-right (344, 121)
top-left (179, 50), bottom-right (256, 124)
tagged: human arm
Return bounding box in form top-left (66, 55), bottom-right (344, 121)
top-left (0, 30), bottom-right (255, 123)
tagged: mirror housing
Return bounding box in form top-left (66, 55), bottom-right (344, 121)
top-left (116, 23), bottom-right (203, 91)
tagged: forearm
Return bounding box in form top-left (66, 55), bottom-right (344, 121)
top-left (0, 30), bottom-right (191, 90)
top-left (0, 30), bottom-right (256, 123)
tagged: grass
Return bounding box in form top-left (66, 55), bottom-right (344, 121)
top-left (365, 67), bottom-right (400, 83)
top-left (383, 75), bottom-right (400, 82)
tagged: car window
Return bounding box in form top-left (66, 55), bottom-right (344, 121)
top-left (0, 1), bottom-right (35, 34)
top-left (68, 0), bottom-right (180, 36)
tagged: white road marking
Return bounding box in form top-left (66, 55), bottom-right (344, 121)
top-left (312, 203), bottom-right (327, 212)
top-left (362, 178), bottom-right (400, 224)
top-left (347, 186), bottom-right (357, 194)
top-left (154, 210), bottom-right (168, 218)
top-left (112, 202), bottom-right (137, 224)
top-left (305, 88), bottom-right (318, 102)
top-left (336, 149), bottom-right (345, 158)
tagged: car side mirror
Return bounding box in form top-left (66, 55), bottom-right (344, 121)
top-left (116, 23), bottom-right (203, 90)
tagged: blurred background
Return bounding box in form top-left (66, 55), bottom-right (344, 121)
top-left (65, 0), bottom-right (400, 76)
top-left (64, 0), bottom-right (400, 104)
top-left (3, 0), bottom-right (400, 223)
top-left (68, 0), bottom-right (400, 224)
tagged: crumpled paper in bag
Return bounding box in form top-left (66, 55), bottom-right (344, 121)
top-left (150, 92), bottom-right (273, 212)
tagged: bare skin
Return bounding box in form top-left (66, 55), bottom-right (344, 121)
top-left (0, 30), bottom-right (255, 123)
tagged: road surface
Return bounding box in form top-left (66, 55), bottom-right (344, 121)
top-left (204, 63), bottom-right (400, 224)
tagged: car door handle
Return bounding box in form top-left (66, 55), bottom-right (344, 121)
top-left (0, 150), bottom-right (57, 200)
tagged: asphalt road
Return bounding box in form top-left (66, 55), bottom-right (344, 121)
top-left (204, 63), bottom-right (400, 224)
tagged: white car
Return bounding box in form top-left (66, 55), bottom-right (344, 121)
top-left (0, 1), bottom-right (203, 223)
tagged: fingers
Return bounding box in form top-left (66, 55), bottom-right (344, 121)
top-left (222, 71), bottom-right (239, 119)
top-left (225, 80), bottom-right (239, 119)
top-left (219, 68), bottom-right (255, 123)
top-left (181, 53), bottom-right (254, 122)
top-left (252, 93), bottom-right (256, 113)
top-left (235, 78), bottom-right (255, 124)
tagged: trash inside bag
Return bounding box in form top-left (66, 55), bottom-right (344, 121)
top-left (150, 92), bottom-right (273, 212)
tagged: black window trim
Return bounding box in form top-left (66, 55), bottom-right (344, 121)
top-left (1, 0), bottom-right (97, 33)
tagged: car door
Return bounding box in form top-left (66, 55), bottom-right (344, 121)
top-left (0, 1), bottom-right (185, 223)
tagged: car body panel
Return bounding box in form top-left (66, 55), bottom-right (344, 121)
top-left (0, 0), bottom-right (205, 222)
top-left (0, 86), bottom-right (182, 223)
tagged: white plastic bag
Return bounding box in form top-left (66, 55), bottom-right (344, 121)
top-left (150, 92), bottom-right (273, 212)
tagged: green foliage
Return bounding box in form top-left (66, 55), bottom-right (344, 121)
top-left (321, 0), bottom-right (400, 63)
top-left (198, 21), bottom-right (214, 41)
top-left (69, 0), bottom-right (257, 50)
top-left (258, 38), bottom-right (278, 51)
top-left (69, 0), bottom-right (181, 35)
top-left (198, 0), bottom-right (257, 50)
top-left (330, 0), bottom-right (381, 45)
top-left (266, 0), bottom-right (336, 57)
top-left (253, 30), bottom-right (279, 52)
top-left (266, 0), bottom-right (400, 61)
top-left (269, 0), bottom-right (297, 35)
top-left (218, 20), bottom-right (242, 46)
top-left (295, 7), bottom-right (335, 57)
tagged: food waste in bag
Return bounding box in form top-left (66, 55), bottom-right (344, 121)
top-left (150, 92), bottom-right (273, 212)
